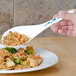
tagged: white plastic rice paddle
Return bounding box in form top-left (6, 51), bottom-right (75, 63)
top-left (1, 10), bottom-right (74, 47)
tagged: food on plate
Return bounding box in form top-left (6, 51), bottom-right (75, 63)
top-left (0, 46), bottom-right (43, 70)
top-left (3, 31), bottom-right (29, 46)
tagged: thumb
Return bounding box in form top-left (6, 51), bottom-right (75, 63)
top-left (58, 11), bottom-right (75, 20)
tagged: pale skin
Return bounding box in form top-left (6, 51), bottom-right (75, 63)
top-left (51, 9), bottom-right (76, 36)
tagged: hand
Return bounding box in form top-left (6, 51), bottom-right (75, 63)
top-left (51, 9), bottom-right (76, 36)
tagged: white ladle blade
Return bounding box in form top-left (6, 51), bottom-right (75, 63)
top-left (1, 10), bottom-right (74, 47)
top-left (1, 16), bottom-right (62, 45)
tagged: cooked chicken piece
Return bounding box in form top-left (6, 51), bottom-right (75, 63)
top-left (27, 58), bottom-right (42, 67)
top-left (6, 58), bottom-right (15, 68)
top-left (26, 46), bottom-right (34, 51)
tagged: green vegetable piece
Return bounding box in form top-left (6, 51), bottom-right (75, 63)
top-left (4, 47), bottom-right (17, 53)
top-left (14, 58), bottom-right (20, 64)
top-left (20, 61), bottom-right (26, 66)
top-left (25, 50), bottom-right (33, 54)
top-left (11, 48), bottom-right (17, 52)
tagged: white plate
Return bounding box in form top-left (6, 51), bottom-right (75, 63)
top-left (0, 44), bottom-right (59, 73)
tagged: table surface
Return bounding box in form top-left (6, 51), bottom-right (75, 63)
top-left (1, 37), bottom-right (76, 76)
